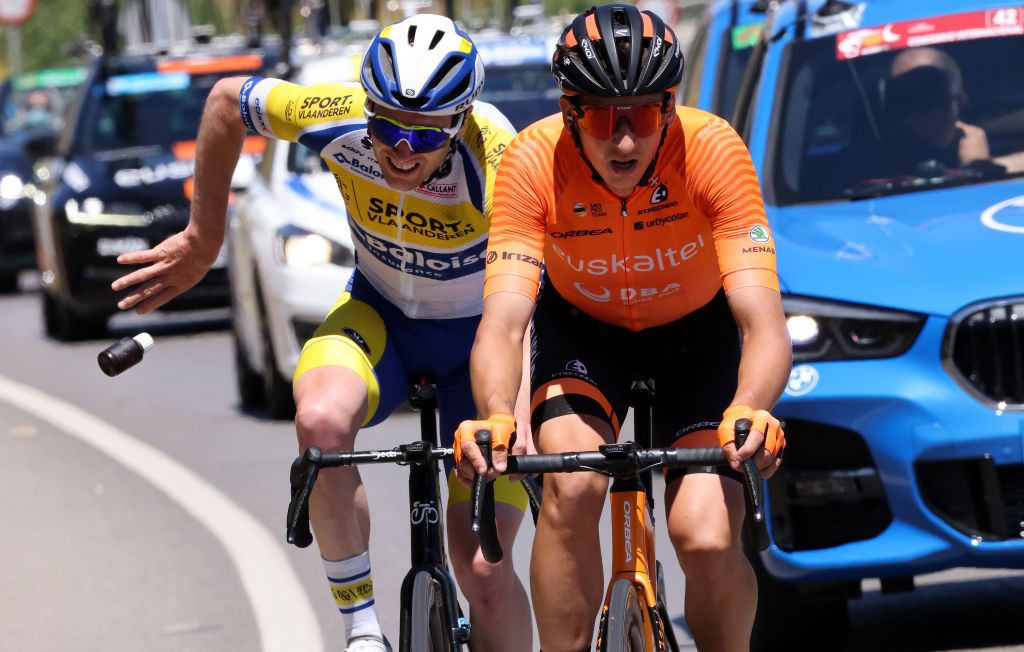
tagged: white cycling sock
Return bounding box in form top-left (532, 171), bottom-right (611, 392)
top-left (324, 551), bottom-right (383, 641)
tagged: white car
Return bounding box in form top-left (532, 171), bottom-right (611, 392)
top-left (227, 50), bottom-right (361, 418)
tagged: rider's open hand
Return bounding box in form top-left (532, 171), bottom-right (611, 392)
top-left (454, 413), bottom-right (516, 486)
top-left (111, 228), bottom-right (220, 314)
top-left (718, 404), bottom-right (785, 480)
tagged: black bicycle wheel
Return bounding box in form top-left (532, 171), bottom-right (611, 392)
top-left (599, 579), bottom-right (647, 652)
top-left (409, 571), bottom-right (449, 652)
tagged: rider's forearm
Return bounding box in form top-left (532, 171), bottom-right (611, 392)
top-left (731, 325), bottom-right (791, 410)
top-left (513, 322), bottom-right (533, 429)
top-left (470, 315), bottom-right (526, 419)
top-left (186, 76), bottom-right (249, 259)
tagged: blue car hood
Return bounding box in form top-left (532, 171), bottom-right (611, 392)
top-left (770, 180), bottom-right (1024, 316)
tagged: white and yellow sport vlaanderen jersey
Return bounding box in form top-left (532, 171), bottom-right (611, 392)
top-left (239, 77), bottom-right (515, 319)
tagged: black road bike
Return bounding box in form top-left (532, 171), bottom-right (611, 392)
top-left (287, 377), bottom-right (470, 652)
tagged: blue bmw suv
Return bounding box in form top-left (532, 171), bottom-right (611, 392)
top-left (690, 0), bottom-right (1024, 646)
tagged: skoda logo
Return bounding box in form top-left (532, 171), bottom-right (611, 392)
top-left (748, 224), bottom-right (771, 243)
top-left (404, 88), bottom-right (416, 97)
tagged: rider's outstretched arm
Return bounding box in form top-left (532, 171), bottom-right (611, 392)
top-left (456, 292), bottom-right (535, 479)
top-left (723, 285), bottom-right (791, 476)
top-left (111, 76), bottom-right (249, 313)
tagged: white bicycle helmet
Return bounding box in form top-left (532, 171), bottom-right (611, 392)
top-left (361, 14), bottom-right (485, 116)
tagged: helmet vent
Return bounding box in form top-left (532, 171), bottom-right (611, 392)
top-left (408, 25), bottom-right (417, 46)
top-left (438, 76), bottom-right (470, 106)
top-left (392, 91), bottom-right (429, 108)
top-left (425, 56), bottom-right (462, 97)
top-left (429, 30), bottom-right (445, 49)
top-left (378, 42), bottom-right (396, 84)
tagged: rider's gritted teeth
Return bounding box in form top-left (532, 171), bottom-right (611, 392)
top-left (386, 155), bottom-right (419, 173)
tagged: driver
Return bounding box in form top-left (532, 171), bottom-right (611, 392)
top-left (879, 47), bottom-right (990, 175)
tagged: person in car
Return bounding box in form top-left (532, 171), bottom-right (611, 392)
top-left (879, 47), bottom-right (991, 176)
top-left (17, 88), bottom-right (59, 130)
top-left (110, 15), bottom-right (532, 652)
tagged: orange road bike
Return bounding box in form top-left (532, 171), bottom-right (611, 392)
top-left (471, 378), bottom-right (770, 652)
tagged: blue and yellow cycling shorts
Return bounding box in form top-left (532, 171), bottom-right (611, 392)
top-left (295, 270), bottom-right (527, 511)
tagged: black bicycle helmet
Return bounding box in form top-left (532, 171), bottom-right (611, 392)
top-left (552, 4), bottom-right (684, 97)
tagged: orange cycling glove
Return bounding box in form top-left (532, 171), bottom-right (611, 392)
top-left (717, 404), bottom-right (786, 457)
top-left (454, 413), bottom-right (516, 468)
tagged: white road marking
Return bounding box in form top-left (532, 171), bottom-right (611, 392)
top-left (0, 373), bottom-right (324, 652)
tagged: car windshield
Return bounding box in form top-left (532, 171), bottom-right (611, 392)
top-left (478, 62), bottom-right (561, 131)
top-left (770, 31), bottom-right (1024, 205)
top-left (75, 71), bottom-right (228, 156)
top-left (0, 68), bottom-right (86, 136)
top-left (715, 23), bottom-right (761, 119)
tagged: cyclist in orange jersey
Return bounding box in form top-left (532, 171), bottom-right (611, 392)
top-left (454, 5), bottom-right (791, 651)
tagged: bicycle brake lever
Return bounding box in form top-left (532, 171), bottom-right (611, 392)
top-left (735, 418), bottom-right (770, 551)
top-left (286, 447), bottom-right (323, 548)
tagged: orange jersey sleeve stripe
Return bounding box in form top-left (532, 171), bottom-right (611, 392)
top-left (485, 121), bottom-right (560, 302)
top-left (723, 269), bottom-right (780, 294)
top-left (683, 116), bottom-right (779, 295)
top-left (482, 274), bottom-right (539, 300)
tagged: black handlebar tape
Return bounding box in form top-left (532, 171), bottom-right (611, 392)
top-left (733, 419), bottom-right (771, 551)
top-left (734, 418), bottom-right (752, 448)
top-left (471, 430), bottom-right (503, 563)
top-left (470, 430), bottom-right (490, 533)
top-left (286, 447), bottom-right (322, 548)
top-left (506, 453), bottom-right (583, 474)
top-left (665, 447), bottom-right (727, 466)
top-left (520, 475), bottom-right (543, 524)
top-left (97, 333), bottom-right (154, 377)
top-left (506, 448), bottom-right (727, 475)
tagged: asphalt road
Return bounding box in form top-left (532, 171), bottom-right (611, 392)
top-left (1, 280), bottom-right (1023, 652)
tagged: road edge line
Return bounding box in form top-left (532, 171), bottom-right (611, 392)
top-left (0, 373), bottom-right (324, 652)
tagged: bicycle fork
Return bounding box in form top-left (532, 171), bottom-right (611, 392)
top-left (601, 478), bottom-right (671, 651)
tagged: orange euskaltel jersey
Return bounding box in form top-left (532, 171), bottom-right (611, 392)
top-left (484, 107), bottom-right (779, 331)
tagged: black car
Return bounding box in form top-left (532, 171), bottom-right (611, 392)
top-left (32, 44), bottom-right (276, 340)
top-left (0, 67), bottom-right (86, 292)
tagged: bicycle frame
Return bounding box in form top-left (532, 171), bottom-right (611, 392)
top-left (397, 382), bottom-right (468, 651)
top-left (287, 378), bottom-right (470, 651)
top-left (600, 378), bottom-right (675, 651)
top-left (606, 474), bottom-right (667, 649)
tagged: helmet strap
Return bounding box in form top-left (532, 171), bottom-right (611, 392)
top-left (637, 118), bottom-right (671, 188)
top-left (420, 139), bottom-right (458, 186)
top-left (568, 120), bottom-right (605, 184)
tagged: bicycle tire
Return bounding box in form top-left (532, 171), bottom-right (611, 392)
top-left (409, 571), bottom-right (449, 652)
top-left (599, 579), bottom-right (647, 652)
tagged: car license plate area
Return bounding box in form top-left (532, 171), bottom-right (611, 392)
top-left (96, 236), bottom-right (149, 257)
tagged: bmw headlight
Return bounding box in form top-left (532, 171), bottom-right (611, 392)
top-left (274, 225), bottom-right (354, 268)
top-left (783, 296), bottom-right (925, 362)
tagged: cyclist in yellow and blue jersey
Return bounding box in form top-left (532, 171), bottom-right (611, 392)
top-left (111, 14), bottom-right (532, 652)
